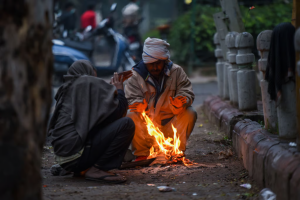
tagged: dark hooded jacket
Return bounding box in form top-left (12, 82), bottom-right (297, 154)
top-left (265, 22), bottom-right (296, 100)
top-left (48, 60), bottom-right (128, 156)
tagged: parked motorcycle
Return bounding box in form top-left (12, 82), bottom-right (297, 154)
top-left (52, 3), bottom-right (135, 86)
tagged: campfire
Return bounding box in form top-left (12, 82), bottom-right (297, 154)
top-left (140, 111), bottom-right (195, 166)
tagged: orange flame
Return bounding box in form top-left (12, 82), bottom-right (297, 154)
top-left (140, 111), bottom-right (194, 166)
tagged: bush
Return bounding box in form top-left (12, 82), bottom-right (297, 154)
top-left (168, 5), bottom-right (221, 64)
top-left (165, 2), bottom-right (293, 65)
top-left (241, 3), bottom-right (293, 42)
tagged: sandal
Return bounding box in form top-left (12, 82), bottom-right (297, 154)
top-left (85, 173), bottom-right (127, 184)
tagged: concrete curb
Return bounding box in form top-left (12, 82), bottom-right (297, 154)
top-left (203, 96), bottom-right (300, 200)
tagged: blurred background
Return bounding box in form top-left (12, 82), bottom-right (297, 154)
top-left (52, 0), bottom-right (293, 76)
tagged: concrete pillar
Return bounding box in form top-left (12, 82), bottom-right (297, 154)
top-left (235, 32), bottom-right (257, 111)
top-left (257, 30), bottom-right (278, 132)
top-left (223, 58), bottom-right (230, 100)
top-left (225, 32), bottom-right (239, 106)
top-left (277, 81), bottom-right (297, 138)
top-left (272, 27), bottom-right (298, 139)
top-left (214, 33), bottom-right (224, 97)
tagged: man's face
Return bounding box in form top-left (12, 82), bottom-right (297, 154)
top-left (146, 60), bottom-right (165, 78)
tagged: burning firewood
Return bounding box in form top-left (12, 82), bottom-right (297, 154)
top-left (140, 111), bottom-right (196, 167)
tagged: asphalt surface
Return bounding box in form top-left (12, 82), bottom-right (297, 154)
top-left (192, 81), bottom-right (218, 106)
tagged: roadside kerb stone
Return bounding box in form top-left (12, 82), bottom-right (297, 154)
top-left (252, 139), bottom-right (280, 187)
top-left (244, 130), bottom-right (267, 178)
top-left (204, 96), bottom-right (222, 122)
top-left (210, 100), bottom-right (229, 126)
top-left (203, 95), bottom-right (218, 115)
top-left (203, 95), bottom-right (300, 196)
top-left (264, 144), bottom-right (291, 197)
top-left (238, 123), bottom-right (263, 173)
top-left (266, 145), bottom-right (300, 200)
top-left (232, 119), bottom-right (255, 158)
top-left (219, 108), bottom-right (243, 137)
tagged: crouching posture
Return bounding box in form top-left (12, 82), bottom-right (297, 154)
top-left (48, 60), bottom-right (134, 183)
top-left (125, 38), bottom-right (197, 161)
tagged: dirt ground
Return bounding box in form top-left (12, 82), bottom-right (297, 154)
top-left (42, 106), bottom-right (262, 200)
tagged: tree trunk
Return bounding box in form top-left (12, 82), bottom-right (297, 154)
top-left (0, 1), bottom-right (53, 199)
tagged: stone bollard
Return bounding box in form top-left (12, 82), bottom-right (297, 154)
top-left (257, 30), bottom-right (278, 132)
top-left (223, 54), bottom-right (230, 100)
top-left (235, 32), bottom-right (257, 111)
top-left (214, 33), bottom-right (225, 97)
top-left (225, 32), bottom-right (239, 106)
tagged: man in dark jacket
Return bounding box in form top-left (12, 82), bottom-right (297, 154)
top-left (48, 60), bottom-right (134, 183)
top-left (58, 2), bottom-right (77, 34)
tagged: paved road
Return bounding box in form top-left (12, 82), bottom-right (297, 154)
top-left (192, 81), bottom-right (218, 106)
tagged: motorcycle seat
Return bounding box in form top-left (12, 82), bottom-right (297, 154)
top-left (61, 39), bottom-right (94, 53)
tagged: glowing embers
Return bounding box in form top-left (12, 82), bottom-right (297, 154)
top-left (140, 111), bottom-right (195, 166)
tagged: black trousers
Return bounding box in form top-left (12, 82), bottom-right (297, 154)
top-left (71, 117), bottom-right (135, 172)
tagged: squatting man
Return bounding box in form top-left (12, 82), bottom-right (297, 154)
top-left (126, 37), bottom-right (197, 162)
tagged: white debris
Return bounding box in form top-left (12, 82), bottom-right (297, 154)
top-left (193, 193), bottom-right (197, 196)
top-left (240, 183), bottom-right (251, 189)
top-left (157, 186), bottom-right (175, 192)
top-left (259, 188), bottom-right (276, 200)
top-left (289, 142), bottom-right (297, 147)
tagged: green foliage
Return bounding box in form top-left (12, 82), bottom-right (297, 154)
top-left (257, 119), bottom-right (265, 127)
top-left (168, 5), bottom-right (221, 64)
top-left (163, 3), bottom-right (292, 64)
top-left (241, 3), bottom-right (293, 44)
top-left (142, 29), bottom-right (160, 42)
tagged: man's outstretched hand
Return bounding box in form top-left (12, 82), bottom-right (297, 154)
top-left (129, 99), bottom-right (148, 113)
top-left (169, 96), bottom-right (187, 108)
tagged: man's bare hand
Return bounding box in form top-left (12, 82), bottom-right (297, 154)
top-left (169, 96), bottom-right (187, 108)
top-left (129, 99), bottom-right (148, 113)
top-left (111, 72), bottom-right (124, 90)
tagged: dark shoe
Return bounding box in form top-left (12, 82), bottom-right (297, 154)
top-left (50, 164), bottom-right (71, 176)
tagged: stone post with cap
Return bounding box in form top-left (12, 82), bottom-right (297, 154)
top-left (223, 40), bottom-right (231, 100)
top-left (223, 54), bottom-right (230, 100)
top-left (225, 32), bottom-right (239, 106)
top-left (214, 33), bottom-right (225, 98)
top-left (257, 30), bottom-right (278, 132)
top-left (235, 32), bottom-right (257, 110)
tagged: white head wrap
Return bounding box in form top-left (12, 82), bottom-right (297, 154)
top-left (142, 37), bottom-right (170, 64)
